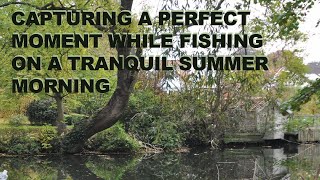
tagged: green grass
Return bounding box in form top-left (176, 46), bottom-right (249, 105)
top-left (0, 124), bottom-right (73, 130)
top-left (0, 124), bottom-right (58, 154)
top-left (0, 118), bottom-right (7, 124)
top-left (0, 124), bottom-right (55, 129)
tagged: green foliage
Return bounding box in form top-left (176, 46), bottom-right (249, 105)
top-left (0, 125), bottom-right (57, 154)
top-left (251, 0), bottom-right (315, 41)
top-left (262, 50), bottom-right (311, 106)
top-left (65, 113), bottom-right (87, 125)
top-left (38, 126), bottom-right (57, 150)
top-left (26, 99), bottom-right (58, 125)
top-left (129, 112), bottom-right (183, 150)
top-left (76, 94), bottom-right (110, 116)
top-left (281, 79), bottom-right (320, 114)
top-left (86, 156), bottom-right (139, 180)
top-left (268, 51), bottom-right (308, 86)
top-left (152, 121), bottom-right (182, 149)
top-left (0, 0), bottom-right (317, 155)
top-left (127, 90), bottom-right (184, 150)
top-left (0, 0), bottom-right (117, 125)
top-left (87, 123), bottom-right (140, 153)
top-left (285, 117), bottom-right (320, 132)
top-left (127, 89), bottom-right (213, 149)
top-left (296, 95), bottom-right (320, 115)
top-left (8, 114), bottom-right (29, 126)
top-left (7, 135), bottom-right (41, 154)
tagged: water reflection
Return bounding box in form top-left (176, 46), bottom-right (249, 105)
top-left (0, 144), bottom-right (319, 179)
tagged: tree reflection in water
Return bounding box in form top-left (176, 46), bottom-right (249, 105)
top-left (0, 144), bottom-right (319, 179)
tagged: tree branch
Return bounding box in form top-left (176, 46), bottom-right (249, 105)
top-left (215, 0), bottom-right (225, 10)
top-left (0, 1), bottom-right (54, 10)
top-left (84, 0), bottom-right (91, 7)
top-left (0, 1), bottom-right (77, 10)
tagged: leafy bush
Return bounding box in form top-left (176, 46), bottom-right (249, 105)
top-left (77, 94), bottom-right (109, 116)
top-left (38, 126), bottom-right (57, 150)
top-left (8, 114), bottom-right (29, 126)
top-left (0, 126), bottom-right (57, 154)
top-left (87, 123), bottom-right (140, 152)
top-left (129, 113), bottom-right (183, 150)
top-left (152, 121), bottom-right (182, 149)
top-left (8, 135), bottom-right (40, 154)
top-left (126, 89), bottom-right (214, 149)
top-left (65, 113), bottom-right (86, 125)
top-left (127, 90), bottom-right (184, 150)
top-left (26, 99), bottom-right (58, 125)
top-left (285, 117), bottom-right (319, 132)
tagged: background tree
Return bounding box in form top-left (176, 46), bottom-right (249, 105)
top-left (0, 0), bottom-right (116, 132)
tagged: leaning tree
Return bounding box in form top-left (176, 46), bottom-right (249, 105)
top-left (1, 0), bottom-right (318, 153)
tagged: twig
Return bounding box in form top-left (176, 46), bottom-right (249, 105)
top-left (253, 158), bottom-right (258, 180)
top-left (286, 144), bottom-right (315, 160)
top-left (216, 164), bottom-right (220, 180)
top-left (57, 0), bottom-right (65, 8)
top-left (251, 155), bottom-right (267, 178)
top-left (84, 0), bottom-right (91, 7)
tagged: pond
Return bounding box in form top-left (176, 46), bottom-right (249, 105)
top-left (0, 144), bottom-right (319, 179)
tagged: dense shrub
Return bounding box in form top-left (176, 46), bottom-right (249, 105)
top-left (65, 113), bottom-right (87, 125)
top-left (126, 89), bottom-right (215, 149)
top-left (38, 126), bottom-right (57, 150)
top-left (126, 90), bottom-right (184, 150)
top-left (129, 113), bottom-right (183, 150)
top-left (77, 94), bottom-right (109, 116)
top-left (8, 114), bottom-right (29, 126)
top-left (285, 117), bottom-right (320, 132)
top-left (7, 135), bottom-right (40, 154)
top-left (87, 123), bottom-right (140, 153)
top-left (0, 126), bottom-right (57, 154)
top-left (26, 99), bottom-right (58, 125)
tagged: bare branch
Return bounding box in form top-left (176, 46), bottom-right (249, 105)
top-left (84, 0), bottom-right (91, 7)
top-left (46, 93), bottom-right (55, 98)
top-left (62, 93), bottom-right (69, 98)
top-left (215, 0), bottom-right (225, 10)
top-left (57, 0), bottom-right (65, 8)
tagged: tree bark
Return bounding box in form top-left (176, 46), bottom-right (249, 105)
top-left (61, 68), bottom-right (138, 153)
top-left (54, 92), bottom-right (67, 135)
top-left (61, 0), bottom-right (136, 154)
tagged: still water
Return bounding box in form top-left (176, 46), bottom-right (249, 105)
top-left (0, 144), bottom-right (319, 180)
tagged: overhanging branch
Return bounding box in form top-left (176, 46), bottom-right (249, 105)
top-left (0, 1), bottom-right (53, 10)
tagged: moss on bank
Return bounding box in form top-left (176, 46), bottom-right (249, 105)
top-left (86, 123), bottom-right (140, 153)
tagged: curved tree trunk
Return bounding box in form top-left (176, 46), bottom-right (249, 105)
top-left (61, 0), bottom-right (136, 154)
top-left (62, 68), bottom-right (138, 153)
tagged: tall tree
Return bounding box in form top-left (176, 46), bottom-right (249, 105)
top-left (61, 0), bottom-right (139, 153)
top-left (1, 0), bottom-right (318, 153)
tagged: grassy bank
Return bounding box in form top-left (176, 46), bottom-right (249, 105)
top-left (0, 123), bottom-right (141, 155)
top-left (0, 125), bottom-right (56, 154)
